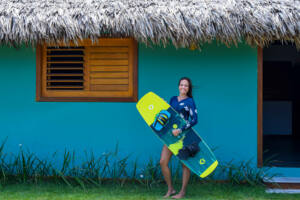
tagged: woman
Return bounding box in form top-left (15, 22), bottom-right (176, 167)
top-left (160, 77), bottom-right (198, 199)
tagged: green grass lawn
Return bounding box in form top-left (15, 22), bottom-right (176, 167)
top-left (0, 182), bottom-right (300, 200)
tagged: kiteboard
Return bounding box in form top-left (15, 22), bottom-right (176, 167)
top-left (136, 92), bottom-right (218, 178)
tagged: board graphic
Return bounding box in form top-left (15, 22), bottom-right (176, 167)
top-left (136, 92), bottom-right (218, 178)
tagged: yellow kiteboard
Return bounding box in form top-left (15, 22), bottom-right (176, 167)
top-left (136, 92), bottom-right (218, 178)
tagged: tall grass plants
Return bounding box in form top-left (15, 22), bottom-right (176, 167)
top-left (0, 139), bottom-right (275, 189)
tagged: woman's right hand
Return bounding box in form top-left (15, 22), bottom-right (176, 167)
top-left (172, 129), bottom-right (182, 137)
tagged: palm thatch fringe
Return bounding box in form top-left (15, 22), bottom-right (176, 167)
top-left (0, 0), bottom-right (299, 48)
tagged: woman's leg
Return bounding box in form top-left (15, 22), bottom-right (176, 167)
top-left (172, 164), bottom-right (190, 199)
top-left (160, 145), bottom-right (176, 197)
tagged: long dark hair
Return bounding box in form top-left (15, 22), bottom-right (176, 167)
top-left (178, 77), bottom-right (193, 98)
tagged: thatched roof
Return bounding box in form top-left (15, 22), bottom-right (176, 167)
top-left (0, 0), bottom-right (299, 48)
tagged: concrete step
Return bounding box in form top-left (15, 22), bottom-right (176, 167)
top-left (264, 177), bottom-right (300, 192)
top-left (266, 189), bottom-right (300, 194)
top-left (264, 177), bottom-right (300, 183)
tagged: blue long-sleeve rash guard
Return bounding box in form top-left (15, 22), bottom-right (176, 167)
top-left (169, 96), bottom-right (198, 132)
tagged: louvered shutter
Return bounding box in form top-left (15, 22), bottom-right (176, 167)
top-left (45, 47), bottom-right (85, 90)
top-left (39, 38), bottom-right (137, 101)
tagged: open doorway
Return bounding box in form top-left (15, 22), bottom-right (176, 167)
top-left (262, 42), bottom-right (300, 167)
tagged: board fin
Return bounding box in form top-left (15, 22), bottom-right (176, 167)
top-left (200, 160), bottom-right (218, 178)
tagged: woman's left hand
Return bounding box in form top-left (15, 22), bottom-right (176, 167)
top-left (172, 129), bottom-right (181, 137)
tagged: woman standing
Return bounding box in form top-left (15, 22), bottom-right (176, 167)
top-left (160, 77), bottom-right (198, 199)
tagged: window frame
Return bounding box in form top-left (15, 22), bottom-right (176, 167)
top-left (36, 38), bottom-right (138, 102)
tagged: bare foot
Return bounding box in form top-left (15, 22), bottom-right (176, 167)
top-left (171, 192), bottom-right (185, 199)
top-left (163, 189), bottom-right (176, 198)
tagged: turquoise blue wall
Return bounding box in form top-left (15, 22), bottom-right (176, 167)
top-left (0, 43), bottom-right (298, 177)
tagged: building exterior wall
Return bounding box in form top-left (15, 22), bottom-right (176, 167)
top-left (0, 43), bottom-right (298, 177)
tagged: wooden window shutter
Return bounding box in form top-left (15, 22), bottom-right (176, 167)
top-left (36, 38), bottom-right (138, 102)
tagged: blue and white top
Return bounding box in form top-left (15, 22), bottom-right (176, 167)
top-left (169, 96), bottom-right (198, 132)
